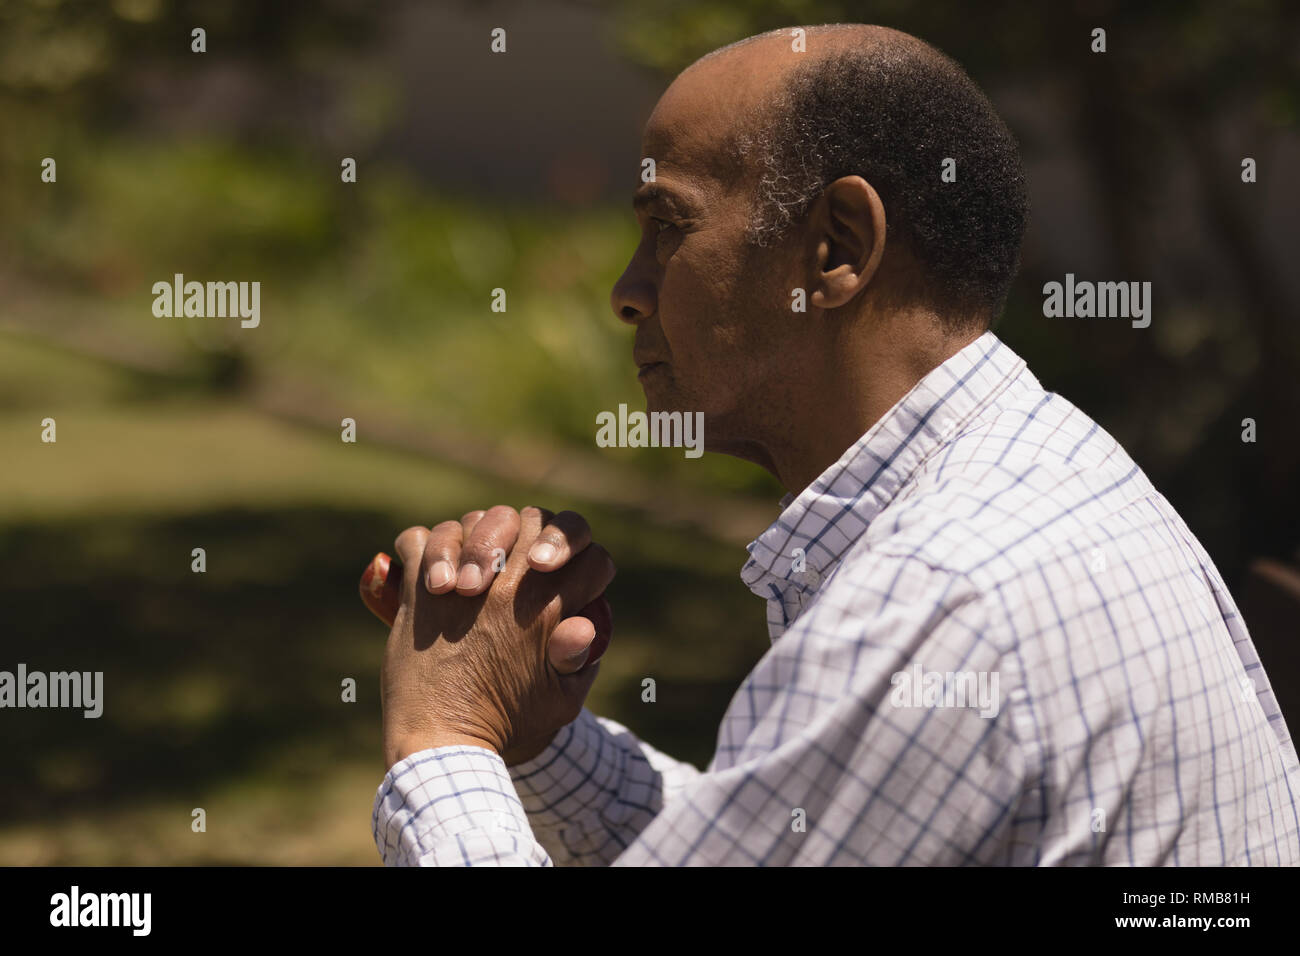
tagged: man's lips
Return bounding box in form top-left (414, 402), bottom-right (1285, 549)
top-left (637, 361), bottom-right (667, 379)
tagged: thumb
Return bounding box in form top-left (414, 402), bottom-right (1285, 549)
top-left (548, 595), bottom-right (613, 674)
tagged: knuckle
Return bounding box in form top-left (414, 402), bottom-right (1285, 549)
top-left (460, 509), bottom-right (486, 525)
top-left (492, 572), bottom-right (520, 603)
top-left (424, 522), bottom-right (462, 561)
top-left (462, 537), bottom-right (496, 566)
top-left (484, 504), bottom-right (518, 523)
top-left (555, 510), bottom-right (591, 534)
top-left (470, 509), bottom-right (519, 554)
top-left (522, 504), bottom-right (554, 525)
top-left (428, 520), bottom-right (462, 544)
top-left (395, 525), bottom-right (429, 553)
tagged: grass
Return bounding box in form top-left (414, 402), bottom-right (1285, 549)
top-left (0, 134), bottom-right (784, 863)
top-left (0, 334), bottom-right (772, 864)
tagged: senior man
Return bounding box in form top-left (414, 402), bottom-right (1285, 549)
top-left (368, 24), bottom-right (1300, 865)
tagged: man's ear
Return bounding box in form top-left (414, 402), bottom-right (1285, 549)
top-left (806, 176), bottom-right (887, 310)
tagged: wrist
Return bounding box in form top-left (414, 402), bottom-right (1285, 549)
top-left (386, 731), bottom-right (500, 770)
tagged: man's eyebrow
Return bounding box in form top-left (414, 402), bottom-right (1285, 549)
top-left (632, 183), bottom-right (701, 214)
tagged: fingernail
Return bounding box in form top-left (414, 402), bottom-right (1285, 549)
top-left (457, 564), bottom-right (483, 591)
top-left (530, 543), bottom-right (557, 565)
top-left (427, 561), bottom-right (453, 591)
top-left (564, 639), bottom-right (594, 668)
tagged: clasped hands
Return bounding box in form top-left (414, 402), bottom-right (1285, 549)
top-left (360, 506), bottom-right (615, 769)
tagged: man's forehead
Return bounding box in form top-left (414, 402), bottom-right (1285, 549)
top-left (640, 38), bottom-right (791, 189)
top-left (636, 26), bottom-right (899, 197)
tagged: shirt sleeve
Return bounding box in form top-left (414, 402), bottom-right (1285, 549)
top-left (372, 710), bottom-right (704, 867)
top-left (609, 554), bottom-right (1031, 866)
top-left (373, 746), bottom-right (551, 866)
top-left (506, 707), bottom-right (704, 865)
top-left (373, 554), bottom-right (1028, 867)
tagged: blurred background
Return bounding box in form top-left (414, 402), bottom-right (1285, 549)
top-left (1, 0), bottom-right (1297, 863)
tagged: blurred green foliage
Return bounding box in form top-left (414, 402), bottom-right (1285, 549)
top-left (2, 128), bottom-right (780, 493)
top-left (1, 0), bottom-right (1297, 863)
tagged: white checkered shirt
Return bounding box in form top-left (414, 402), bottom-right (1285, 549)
top-left (373, 331), bottom-right (1300, 866)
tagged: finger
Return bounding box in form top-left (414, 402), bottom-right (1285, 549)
top-left (554, 645), bottom-right (604, 710)
top-left (456, 505), bottom-right (521, 596)
top-left (449, 510), bottom-right (485, 585)
top-left (360, 552), bottom-right (401, 627)
top-left (527, 510), bottom-right (592, 572)
top-left (549, 616), bottom-right (596, 673)
top-left (539, 543), bottom-right (616, 625)
top-left (393, 526), bottom-right (431, 602)
top-left (578, 594), bottom-right (613, 666)
top-left (460, 510), bottom-right (486, 541)
top-left (421, 520), bottom-right (464, 594)
top-left (503, 505), bottom-right (554, 578)
top-left (548, 594), bottom-right (613, 673)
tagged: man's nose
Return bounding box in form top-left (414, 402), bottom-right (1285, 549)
top-left (610, 254), bottom-right (656, 326)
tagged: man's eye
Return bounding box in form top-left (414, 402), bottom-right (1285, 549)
top-left (652, 218), bottom-right (676, 233)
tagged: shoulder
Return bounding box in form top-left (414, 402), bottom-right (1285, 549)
top-left (859, 391), bottom-right (1155, 588)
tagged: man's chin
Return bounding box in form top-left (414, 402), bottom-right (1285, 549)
top-left (638, 382), bottom-right (668, 413)
top-left (638, 376), bottom-right (713, 424)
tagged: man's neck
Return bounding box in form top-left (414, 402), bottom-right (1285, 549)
top-left (767, 320), bottom-right (985, 496)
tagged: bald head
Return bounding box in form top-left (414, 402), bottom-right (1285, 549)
top-left (691, 23), bottom-right (918, 77)
top-left (670, 23), bottom-right (1030, 327)
top-left (611, 24), bottom-right (1028, 490)
top-left (643, 27), bottom-right (880, 183)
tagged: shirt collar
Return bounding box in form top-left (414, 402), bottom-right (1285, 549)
top-left (740, 331), bottom-right (1033, 607)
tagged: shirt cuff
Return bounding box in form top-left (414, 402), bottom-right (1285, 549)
top-left (507, 708), bottom-right (618, 824)
top-left (373, 746), bottom-right (535, 866)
